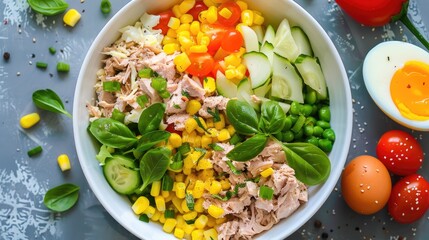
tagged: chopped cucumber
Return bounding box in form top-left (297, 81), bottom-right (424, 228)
top-left (237, 78), bottom-right (259, 111)
top-left (251, 25), bottom-right (264, 43)
top-left (243, 51), bottom-right (272, 89)
top-left (241, 25), bottom-right (259, 52)
top-left (260, 41), bottom-right (274, 65)
top-left (291, 26), bottom-right (313, 57)
top-left (103, 155), bottom-right (142, 195)
top-left (216, 71), bottom-right (237, 98)
top-left (271, 53), bottom-right (304, 103)
top-left (253, 79), bottom-right (271, 97)
top-left (262, 25), bottom-right (275, 44)
top-left (273, 18), bottom-right (300, 62)
top-left (295, 54), bottom-right (327, 99)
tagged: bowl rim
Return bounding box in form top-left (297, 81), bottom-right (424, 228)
top-left (72, 0), bottom-right (353, 239)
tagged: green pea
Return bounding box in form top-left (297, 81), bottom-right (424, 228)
top-left (313, 126), bottom-right (324, 137)
top-left (301, 104), bottom-right (313, 117)
top-left (306, 136), bottom-right (319, 146)
top-left (289, 115), bottom-right (299, 125)
top-left (316, 120), bottom-right (331, 129)
top-left (305, 116), bottom-right (317, 125)
top-left (304, 125), bottom-right (314, 136)
top-left (318, 139), bottom-right (333, 152)
top-left (319, 106), bottom-right (331, 122)
top-left (294, 128), bottom-right (304, 140)
top-left (304, 89), bottom-right (317, 104)
top-left (290, 101), bottom-right (301, 115)
top-left (282, 131), bottom-right (294, 142)
top-left (283, 117), bottom-right (293, 131)
top-left (323, 128), bottom-right (336, 141)
top-left (311, 105), bottom-right (318, 116)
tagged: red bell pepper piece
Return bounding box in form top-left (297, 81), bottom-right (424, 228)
top-left (335, 0), bottom-right (429, 50)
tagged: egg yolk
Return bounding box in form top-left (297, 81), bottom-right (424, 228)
top-left (390, 60), bottom-right (429, 120)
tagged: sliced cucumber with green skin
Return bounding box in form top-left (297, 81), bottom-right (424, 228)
top-left (243, 51), bottom-right (272, 89)
top-left (271, 53), bottom-right (304, 103)
top-left (103, 155), bottom-right (142, 195)
top-left (262, 25), bottom-right (275, 44)
top-left (294, 54), bottom-right (327, 99)
top-left (237, 78), bottom-right (259, 111)
top-left (291, 26), bottom-right (313, 57)
top-left (241, 25), bottom-right (259, 52)
top-left (251, 25), bottom-right (264, 43)
top-left (260, 41), bottom-right (274, 65)
top-left (216, 71), bottom-right (237, 98)
top-left (273, 18), bottom-right (299, 62)
top-left (253, 79), bottom-right (271, 98)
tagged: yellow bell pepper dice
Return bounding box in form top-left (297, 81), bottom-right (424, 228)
top-left (63, 9), bottom-right (81, 27)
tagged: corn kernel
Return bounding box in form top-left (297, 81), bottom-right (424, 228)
top-left (177, 23), bottom-right (191, 33)
top-left (183, 223), bottom-right (196, 235)
top-left (20, 113), bottom-right (40, 129)
top-left (225, 68), bottom-right (237, 80)
top-left (177, 215), bottom-right (186, 228)
top-left (235, 23), bottom-right (246, 34)
top-left (151, 181), bottom-right (161, 197)
top-left (181, 14), bottom-right (194, 24)
top-left (163, 218), bottom-right (177, 233)
top-left (174, 227), bottom-right (185, 239)
top-left (236, 63), bottom-right (247, 76)
top-left (203, 0), bottom-right (216, 7)
top-left (199, 36), bottom-right (211, 46)
top-left (213, 114), bottom-right (225, 130)
top-left (236, 0), bottom-right (248, 11)
top-left (163, 43), bottom-right (180, 55)
top-left (173, 5), bottom-right (183, 18)
top-left (198, 10), bottom-right (208, 23)
top-left (206, 118), bottom-right (214, 128)
top-left (253, 11), bottom-right (265, 25)
top-left (195, 215), bottom-right (208, 229)
top-left (178, 35), bottom-right (195, 49)
top-left (168, 17), bottom-right (181, 30)
top-left (193, 180), bottom-right (205, 198)
top-left (194, 198), bottom-right (205, 213)
top-left (63, 9), bottom-right (81, 27)
top-left (199, 169), bottom-right (214, 181)
top-left (197, 136), bottom-right (211, 149)
top-left (224, 54), bottom-right (241, 67)
top-left (162, 190), bottom-right (170, 198)
top-left (159, 214), bottom-right (166, 224)
top-left (151, 210), bottom-right (162, 221)
top-left (218, 7), bottom-right (232, 19)
top-left (183, 166), bottom-right (192, 176)
top-left (155, 196), bottom-right (166, 212)
top-left (176, 182), bottom-right (187, 199)
top-left (186, 100), bottom-right (202, 115)
top-left (227, 125), bottom-right (236, 135)
top-left (203, 228), bottom-right (218, 240)
top-left (206, 216), bottom-right (217, 228)
top-left (163, 36), bottom-right (179, 45)
top-left (195, 117), bottom-right (208, 134)
top-left (132, 196), bottom-right (149, 214)
top-left (241, 10), bottom-right (254, 26)
top-left (179, 0), bottom-right (196, 14)
top-left (166, 29), bottom-right (177, 38)
top-left (190, 45), bottom-right (208, 53)
top-left (174, 53), bottom-right (192, 72)
top-left (208, 205), bottom-right (224, 219)
top-left (209, 180), bottom-right (222, 194)
top-left (206, 6), bottom-right (218, 24)
top-left (196, 159), bottom-right (213, 170)
top-left (217, 129), bottom-right (231, 141)
top-left (143, 206), bottom-right (156, 218)
top-left (57, 154), bottom-right (71, 171)
top-left (183, 211), bottom-right (198, 221)
top-left (172, 196), bottom-right (184, 213)
top-left (190, 21), bottom-right (201, 35)
top-left (192, 229), bottom-right (204, 240)
top-left (261, 167), bottom-right (274, 177)
top-left (220, 179), bottom-right (231, 190)
top-left (184, 118), bottom-right (197, 134)
top-left (169, 133), bottom-right (183, 148)
top-left (205, 128), bottom-right (218, 137)
top-left (181, 199), bottom-right (191, 212)
top-left (193, 135), bottom-right (202, 148)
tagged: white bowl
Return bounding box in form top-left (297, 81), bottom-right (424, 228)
top-left (73, 0), bottom-right (353, 239)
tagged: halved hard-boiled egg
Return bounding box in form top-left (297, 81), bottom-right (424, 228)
top-left (363, 41), bottom-right (429, 131)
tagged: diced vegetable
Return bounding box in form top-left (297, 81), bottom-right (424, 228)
top-left (20, 112), bottom-right (40, 129)
top-left (27, 145), bottom-right (43, 157)
top-left (57, 154), bottom-right (71, 171)
top-left (271, 53), bottom-right (304, 103)
top-left (63, 9), bottom-right (81, 27)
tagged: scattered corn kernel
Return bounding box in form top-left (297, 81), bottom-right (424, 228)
top-left (190, 44), bottom-right (208, 53)
top-left (225, 54), bottom-right (241, 67)
top-left (179, 0), bottom-right (196, 14)
top-left (174, 52), bottom-right (192, 72)
top-left (203, 77), bottom-right (216, 94)
top-left (261, 167), bottom-right (274, 177)
top-left (57, 154), bottom-right (71, 171)
top-left (215, 217), bottom-right (227, 225)
top-left (169, 133), bottom-right (183, 148)
top-left (177, 23), bottom-right (191, 33)
top-left (190, 21), bottom-right (201, 35)
top-left (163, 43), bottom-right (180, 55)
top-left (174, 227), bottom-right (185, 239)
top-left (199, 10), bottom-right (208, 23)
top-left (217, 129), bottom-right (231, 141)
top-left (253, 11), bottom-right (265, 25)
top-left (236, 0), bottom-right (248, 11)
top-left (191, 229), bottom-right (204, 240)
top-left (193, 180), bottom-right (205, 198)
top-left (186, 99), bottom-right (202, 115)
top-left (143, 206), bottom-right (156, 218)
top-left (155, 196), bottom-right (166, 212)
top-left (176, 182), bottom-right (187, 199)
top-left (206, 216), bottom-right (217, 228)
top-left (163, 36), bottom-right (179, 45)
top-left (214, 114), bottom-right (226, 130)
top-left (206, 6), bottom-right (218, 24)
top-left (194, 198), bottom-right (205, 213)
top-left (183, 223), bottom-right (196, 235)
top-left (204, 128), bottom-right (218, 137)
top-left (173, 5), bottom-right (183, 18)
top-left (203, 0), bottom-right (216, 7)
top-left (220, 179), bottom-right (231, 190)
top-left (151, 181), bottom-right (161, 197)
top-left (196, 117), bottom-right (208, 134)
top-left (185, 118), bottom-right (198, 133)
top-left (227, 125), bottom-right (236, 135)
top-left (183, 211), bottom-right (198, 221)
top-left (163, 218), bottom-right (177, 233)
top-left (208, 205), bottom-right (224, 218)
top-left (197, 159), bottom-right (213, 170)
top-left (63, 9), bottom-right (81, 27)
top-left (159, 214), bottom-right (166, 224)
top-left (181, 199), bottom-right (191, 212)
top-left (203, 228), bottom-right (218, 240)
top-left (177, 215), bottom-right (186, 228)
top-left (172, 196), bottom-right (184, 213)
top-left (168, 17), bottom-right (181, 29)
top-left (209, 180), bottom-right (222, 194)
top-left (181, 14), bottom-right (194, 24)
top-left (151, 210), bottom-right (162, 221)
top-left (241, 10), bottom-right (254, 26)
top-left (195, 215), bottom-right (208, 229)
top-left (132, 196), bottom-right (150, 214)
top-left (219, 7), bottom-right (232, 19)
top-left (20, 113), bottom-right (40, 129)
top-left (201, 135), bottom-right (213, 149)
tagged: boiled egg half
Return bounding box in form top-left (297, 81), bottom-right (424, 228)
top-left (363, 41), bottom-right (429, 131)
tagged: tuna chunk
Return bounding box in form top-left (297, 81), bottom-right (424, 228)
top-left (166, 113), bottom-right (190, 131)
top-left (181, 75), bottom-right (206, 99)
top-left (198, 96), bottom-right (229, 118)
top-left (165, 83), bottom-right (187, 114)
top-left (138, 78), bottom-right (162, 104)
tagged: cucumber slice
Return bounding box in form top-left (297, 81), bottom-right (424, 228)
top-left (243, 52), bottom-right (271, 89)
top-left (262, 25), bottom-right (275, 44)
top-left (291, 26), bottom-right (314, 57)
top-left (241, 25), bottom-right (259, 52)
top-left (237, 78), bottom-right (259, 111)
top-left (103, 155), bottom-right (142, 195)
top-left (216, 71), bottom-right (237, 98)
top-left (251, 25), bottom-right (264, 43)
top-left (295, 54), bottom-right (327, 99)
top-left (273, 18), bottom-right (300, 61)
top-left (271, 53), bottom-right (304, 103)
top-left (253, 79), bottom-right (271, 97)
top-left (260, 41), bottom-right (274, 65)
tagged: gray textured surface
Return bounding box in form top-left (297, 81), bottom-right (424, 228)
top-left (1, 0), bottom-right (429, 239)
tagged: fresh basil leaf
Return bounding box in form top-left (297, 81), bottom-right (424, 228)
top-left (226, 100), bottom-right (259, 135)
top-left (43, 183), bottom-right (79, 212)
top-left (282, 143), bottom-right (331, 185)
top-left (227, 134), bottom-right (268, 162)
top-left (134, 130), bottom-right (171, 157)
top-left (259, 100), bottom-right (286, 134)
top-left (27, 0), bottom-right (69, 16)
top-left (32, 89), bottom-right (71, 118)
top-left (138, 103), bottom-right (165, 134)
top-left (139, 147), bottom-right (171, 191)
top-left (89, 118), bottom-right (137, 149)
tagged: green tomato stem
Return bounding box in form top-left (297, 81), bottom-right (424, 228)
top-left (400, 15), bottom-right (429, 50)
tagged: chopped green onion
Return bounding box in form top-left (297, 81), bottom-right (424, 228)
top-left (139, 214), bottom-right (150, 222)
top-left (136, 95), bottom-right (149, 107)
top-left (138, 67), bottom-right (154, 78)
top-left (169, 161), bottom-right (183, 171)
top-left (56, 62), bottom-right (70, 72)
top-left (259, 185), bottom-right (274, 200)
top-left (181, 90), bottom-right (190, 98)
top-left (212, 183), bottom-right (245, 201)
top-left (159, 90), bottom-right (171, 99)
top-left (173, 104), bottom-right (181, 109)
top-left (111, 109), bottom-right (125, 123)
top-left (100, 0), bottom-right (111, 14)
top-left (162, 174), bottom-right (174, 191)
top-left (36, 62), bottom-right (48, 69)
top-left (209, 143), bottom-right (224, 152)
top-left (151, 77), bottom-right (167, 92)
top-left (185, 219), bottom-right (195, 225)
top-left (229, 134), bottom-right (243, 145)
top-left (49, 47), bottom-right (56, 54)
top-left (226, 160), bottom-right (241, 175)
top-left (193, 115), bottom-right (209, 134)
top-left (103, 81), bottom-right (121, 92)
top-left (207, 108), bottom-right (220, 122)
top-left (27, 146), bottom-right (42, 157)
top-left (164, 209), bottom-right (175, 218)
top-left (185, 193), bottom-right (195, 211)
top-left (177, 143), bottom-right (191, 156)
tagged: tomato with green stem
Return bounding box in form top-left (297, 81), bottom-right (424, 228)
top-left (153, 10), bottom-right (174, 35)
top-left (217, 1), bottom-right (242, 27)
top-left (186, 53), bottom-right (215, 77)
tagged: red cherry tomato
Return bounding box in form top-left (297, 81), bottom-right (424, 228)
top-left (204, 24), bottom-right (229, 56)
top-left (376, 130), bottom-right (424, 176)
top-left (187, 0), bottom-right (208, 21)
top-left (217, 1), bottom-right (241, 26)
top-left (165, 123), bottom-right (182, 136)
top-left (388, 174), bottom-right (429, 224)
top-left (153, 10), bottom-right (175, 35)
top-left (221, 29), bottom-right (244, 52)
top-left (186, 53), bottom-right (215, 77)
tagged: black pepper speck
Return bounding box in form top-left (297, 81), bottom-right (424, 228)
top-left (321, 232), bottom-right (329, 239)
top-left (3, 52), bottom-right (10, 61)
top-left (314, 220), bottom-right (322, 228)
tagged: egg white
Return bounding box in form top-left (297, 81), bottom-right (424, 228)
top-left (363, 41), bottom-right (429, 131)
